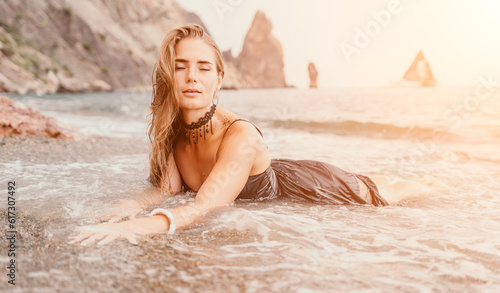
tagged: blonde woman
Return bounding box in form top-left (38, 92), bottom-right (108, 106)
top-left (69, 24), bottom-right (390, 246)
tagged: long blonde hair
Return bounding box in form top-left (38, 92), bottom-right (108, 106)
top-left (148, 23), bottom-right (225, 194)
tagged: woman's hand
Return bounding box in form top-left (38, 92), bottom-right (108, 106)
top-left (100, 199), bottom-right (144, 223)
top-left (68, 221), bottom-right (139, 246)
top-left (68, 215), bottom-right (170, 246)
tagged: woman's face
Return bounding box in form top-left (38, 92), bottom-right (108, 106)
top-left (174, 37), bottom-right (222, 110)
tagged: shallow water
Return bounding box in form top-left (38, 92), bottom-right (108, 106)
top-left (1, 86), bottom-right (500, 292)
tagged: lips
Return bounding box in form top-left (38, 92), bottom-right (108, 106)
top-left (183, 89), bottom-right (201, 93)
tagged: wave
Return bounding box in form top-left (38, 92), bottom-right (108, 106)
top-left (267, 119), bottom-right (460, 141)
top-left (395, 150), bottom-right (500, 165)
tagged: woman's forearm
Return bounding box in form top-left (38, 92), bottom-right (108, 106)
top-left (170, 204), bottom-right (204, 230)
top-left (125, 215), bottom-right (170, 235)
top-left (125, 204), bottom-right (204, 236)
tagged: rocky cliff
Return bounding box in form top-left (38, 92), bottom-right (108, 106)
top-left (0, 2), bottom-right (287, 94)
top-left (233, 10), bottom-right (286, 88)
top-left (0, 0), bottom-right (209, 94)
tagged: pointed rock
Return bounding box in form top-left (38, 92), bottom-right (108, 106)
top-left (403, 51), bottom-right (436, 86)
top-left (236, 10), bottom-right (286, 88)
top-left (308, 62), bottom-right (318, 88)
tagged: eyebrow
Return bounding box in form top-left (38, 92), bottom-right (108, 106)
top-left (175, 59), bottom-right (213, 65)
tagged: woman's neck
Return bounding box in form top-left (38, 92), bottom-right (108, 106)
top-left (181, 105), bottom-right (213, 125)
top-left (179, 104), bottom-right (222, 145)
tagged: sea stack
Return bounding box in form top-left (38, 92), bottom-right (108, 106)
top-left (236, 10), bottom-right (286, 88)
top-left (308, 62), bottom-right (318, 88)
top-left (403, 51), bottom-right (436, 86)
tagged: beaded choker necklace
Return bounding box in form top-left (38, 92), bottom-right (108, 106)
top-left (180, 104), bottom-right (217, 144)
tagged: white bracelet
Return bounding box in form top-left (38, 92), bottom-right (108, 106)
top-left (149, 208), bottom-right (176, 235)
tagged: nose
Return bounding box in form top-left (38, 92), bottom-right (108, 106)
top-left (186, 66), bottom-right (198, 83)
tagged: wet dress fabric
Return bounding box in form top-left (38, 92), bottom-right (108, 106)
top-left (181, 119), bottom-right (389, 207)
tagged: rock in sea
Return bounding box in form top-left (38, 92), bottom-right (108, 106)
top-left (308, 62), bottom-right (318, 88)
top-left (0, 96), bottom-right (77, 139)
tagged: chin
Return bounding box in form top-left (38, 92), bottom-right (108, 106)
top-left (179, 98), bottom-right (212, 110)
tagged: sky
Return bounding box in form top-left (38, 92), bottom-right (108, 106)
top-left (177, 0), bottom-right (500, 88)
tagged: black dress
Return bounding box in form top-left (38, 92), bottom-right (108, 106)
top-left (181, 119), bottom-right (389, 207)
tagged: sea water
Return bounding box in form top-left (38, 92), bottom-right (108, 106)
top-left (1, 86), bottom-right (500, 292)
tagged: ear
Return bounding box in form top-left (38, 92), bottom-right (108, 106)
top-left (216, 71), bottom-right (223, 91)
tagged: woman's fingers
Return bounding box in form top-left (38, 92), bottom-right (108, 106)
top-left (80, 232), bottom-right (106, 246)
top-left (97, 233), bottom-right (120, 246)
top-left (96, 231), bottom-right (137, 246)
top-left (68, 227), bottom-right (101, 245)
top-left (125, 233), bottom-right (138, 245)
top-left (68, 223), bottom-right (139, 246)
top-left (68, 228), bottom-right (94, 244)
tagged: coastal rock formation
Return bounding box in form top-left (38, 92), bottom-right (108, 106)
top-left (0, 2), bottom-right (287, 92)
top-left (308, 62), bottom-right (318, 88)
top-left (221, 61), bottom-right (248, 89)
top-left (0, 0), bottom-right (208, 94)
top-left (0, 96), bottom-right (76, 139)
top-left (220, 48), bottom-right (248, 89)
top-left (234, 10), bottom-right (286, 88)
top-left (403, 51), bottom-right (436, 86)
top-left (89, 80), bottom-right (113, 92)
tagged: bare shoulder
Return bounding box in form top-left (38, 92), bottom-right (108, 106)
top-left (223, 118), bottom-right (263, 143)
top-left (216, 107), bottom-right (261, 140)
top-left (216, 117), bottom-right (266, 162)
top-left (215, 126), bottom-right (261, 168)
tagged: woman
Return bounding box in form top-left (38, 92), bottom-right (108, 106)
top-left (69, 24), bottom-right (389, 246)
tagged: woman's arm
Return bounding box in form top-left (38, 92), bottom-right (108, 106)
top-left (102, 152), bottom-right (182, 223)
top-left (69, 123), bottom-right (263, 245)
top-left (168, 123), bottom-right (262, 230)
